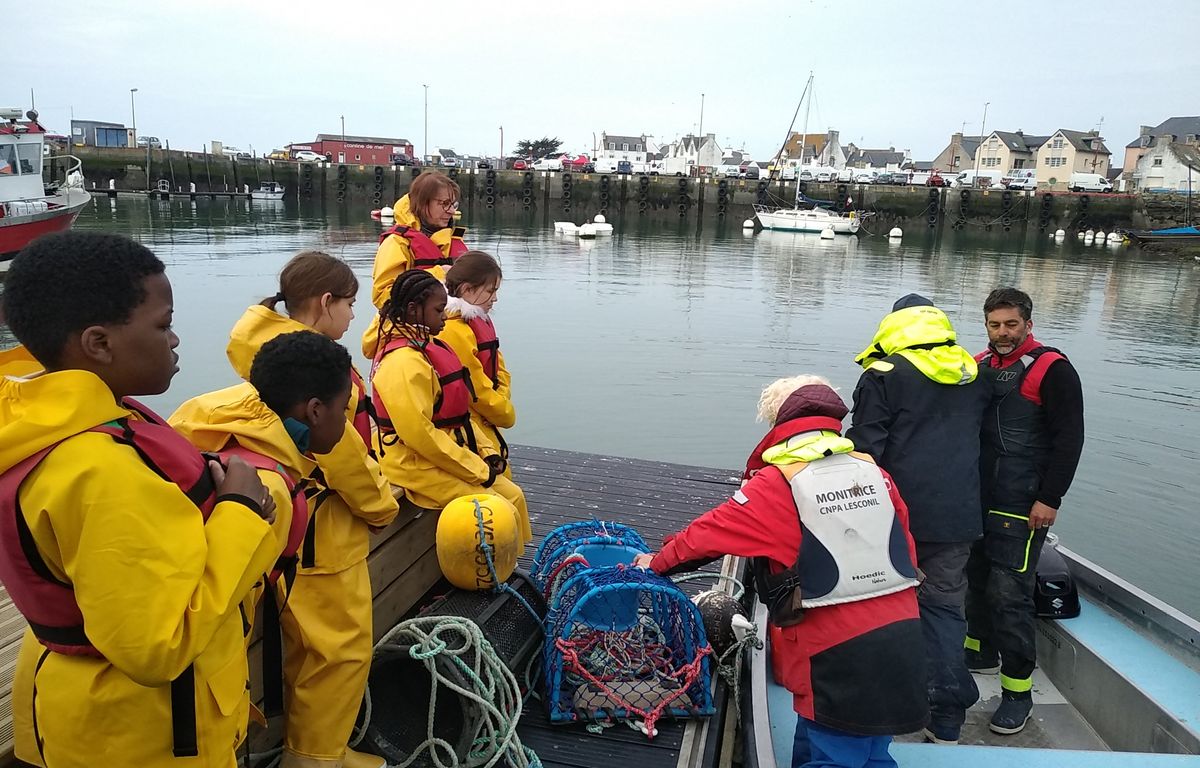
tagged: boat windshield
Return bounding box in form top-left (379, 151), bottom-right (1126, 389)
top-left (0, 143), bottom-right (16, 175)
top-left (0, 141), bottom-right (41, 176)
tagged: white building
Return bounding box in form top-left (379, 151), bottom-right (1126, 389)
top-left (660, 133), bottom-right (723, 174)
top-left (596, 132), bottom-right (650, 163)
top-left (1132, 135), bottom-right (1200, 193)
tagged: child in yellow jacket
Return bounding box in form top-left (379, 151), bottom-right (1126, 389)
top-left (370, 269), bottom-right (532, 545)
top-left (225, 252), bottom-right (397, 768)
top-left (441, 251), bottom-right (515, 477)
top-left (0, 232), bottom-right (278, 768)
top-left (170, 332), bottom-right (358, 768)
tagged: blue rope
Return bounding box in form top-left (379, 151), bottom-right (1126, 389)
top-left (472, 499), bottom-right (543, 625)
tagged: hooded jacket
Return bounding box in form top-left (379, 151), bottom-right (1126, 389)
top-left (846, 302), bottom-right (991, 542)
top-left (226, 306), bottom-right (398, 572)
top-left (361, 194), bottom-right (468, 357)
top-left (1, 370), bottom-right (279, 767)
top-left (439, 296), bottom-right (515, 433)
top-left (650, 385), bottom-right (926, 736)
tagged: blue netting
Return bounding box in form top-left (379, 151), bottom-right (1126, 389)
top-left (531, 521), bottom-right (649, 594)
top-left (542, 565), bottom-right (714, 736)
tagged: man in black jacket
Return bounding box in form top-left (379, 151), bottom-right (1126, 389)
top-left (847, 294), bottom-right (991, 745)
top-left (965, 287), bottom-right (1085, 735)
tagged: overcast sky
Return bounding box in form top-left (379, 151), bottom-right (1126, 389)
top-left (11, 0), bottom-right (1198, 163)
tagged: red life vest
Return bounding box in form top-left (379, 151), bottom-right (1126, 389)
top-left (975, 334), bottom-right (1065, 406)
top-left (349, 367), bottom-right (373, 448)
top-left (378, 225), bottom-right (468, 269)
top-left (466, 316), bottom-right (500, 386)
top-left (372, 336), bottom-right (478, 450)
top-left (217, 445), bottom-right (309, 586)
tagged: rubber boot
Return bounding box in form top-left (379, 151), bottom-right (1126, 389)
top-left (341, 747), bottom-right (387, 768)
top-left (989, 690), bottom-right (1034, 735)
top-left (965, 646), bottom-right (1000, 674)
top-left (279, 751), bottom-right (341, 768)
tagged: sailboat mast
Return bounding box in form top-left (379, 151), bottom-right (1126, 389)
top-left (799, 72), bottom-right (813, 168)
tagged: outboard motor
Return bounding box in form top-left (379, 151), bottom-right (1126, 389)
top-left (1035, 534), bottom-right (1081, 619)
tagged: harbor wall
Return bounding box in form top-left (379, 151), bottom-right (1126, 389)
top-left (68, 147), bottom-right (1159, 232)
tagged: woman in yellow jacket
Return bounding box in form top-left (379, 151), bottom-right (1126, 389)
top-left (1, 232), bottom-right (279, 768)
top-left (362, 171), bottom-right (467, 358)
top-left (224, 252), bottom-right (398, 768)
top-left (371, 269), bottom-right (532, 545)
top-left (440, 251), bottom-right (515, 478)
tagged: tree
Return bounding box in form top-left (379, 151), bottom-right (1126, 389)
top-left (512, 137), bottom-right (563, 159)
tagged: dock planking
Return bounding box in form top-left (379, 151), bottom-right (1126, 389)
top-left (0, 445), bottom-right (742, 767)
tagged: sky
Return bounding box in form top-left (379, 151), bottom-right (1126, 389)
top-left (10, 0), bottom-right (1199, 164)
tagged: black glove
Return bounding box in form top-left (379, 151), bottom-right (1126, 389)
top-left (485, 454), bottom-right (507, 475)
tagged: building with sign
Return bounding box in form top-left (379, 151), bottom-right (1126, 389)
top-left (286, 133), bottom-right (414, 164)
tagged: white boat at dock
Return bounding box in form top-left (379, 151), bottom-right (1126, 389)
top-left (754, 204), bottom-right (861, 234)
top-left (250, 181), bottom-right (285, 201)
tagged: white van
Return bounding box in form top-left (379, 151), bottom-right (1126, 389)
top-left (952, 170), bottom-right (1002, 189)
top-left (1002, 169), bottom-right (1037, 191)
top-left (1069, 172), bottom-right (1113, 193)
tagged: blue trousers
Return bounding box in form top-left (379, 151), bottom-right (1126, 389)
top-left (915, 540), bottom-right (979, 739)
top-left (793, 717), bottom-right (896, 768)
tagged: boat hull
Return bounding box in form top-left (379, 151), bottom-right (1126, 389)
top-left (756, 208), bottom-right (860, 234)
top-left (250, 192), bottom-right (285, 201)
top-left (0, 193), bottom-right (90, 269)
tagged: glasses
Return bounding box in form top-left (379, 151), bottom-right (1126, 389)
top-left (434, 198), bottom-right (459, 211)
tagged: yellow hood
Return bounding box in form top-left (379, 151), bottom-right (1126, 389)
top-left (227, 305), bottom-right (313, 380)
top-left (169, 382), bottom-right (315, 480)
top-left (855, 305), bottom-right (978, 385)
top-left (762, 430), bottom-right (856, 466)
top-left (0, 345), bottom-right (43, 378)
top-left (391, 194), bottom-right (421, 229)
top-left (0, 369), bottom-right (128, 474)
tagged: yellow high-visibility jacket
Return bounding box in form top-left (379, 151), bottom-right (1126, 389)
top-left (2, 370), bottom-right (279, 768)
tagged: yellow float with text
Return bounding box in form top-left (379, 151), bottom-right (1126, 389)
top-left (436, 494), bottom-right (520, 590)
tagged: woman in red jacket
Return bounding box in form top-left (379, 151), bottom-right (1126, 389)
top-left (636, 375), bottom-right (928, 768)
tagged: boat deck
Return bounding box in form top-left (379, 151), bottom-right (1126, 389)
top-left (511, 445), bottom-right (742, 768)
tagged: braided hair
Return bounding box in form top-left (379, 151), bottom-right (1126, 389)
top-left (379, 269), bottom-right (445, 342)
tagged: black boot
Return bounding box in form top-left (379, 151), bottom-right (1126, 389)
top-left (964, 646), bottom-right (1000, 674)
top-left (989, 690), bottom-right (1033, 735)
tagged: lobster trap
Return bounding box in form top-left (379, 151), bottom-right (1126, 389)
top-left (535, 522), bottom-right (715, 737)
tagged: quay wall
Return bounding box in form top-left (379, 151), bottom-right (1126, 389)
top-left (68, 147), bottom-right (1167, 232)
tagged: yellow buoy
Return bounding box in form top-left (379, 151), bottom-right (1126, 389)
top-left (436, 494), bottom-right (520, 590)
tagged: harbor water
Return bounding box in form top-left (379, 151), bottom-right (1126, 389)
top-left (5, 196), bottom-right (1199, 619)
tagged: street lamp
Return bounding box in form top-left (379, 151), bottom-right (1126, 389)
top-left (422, 84), bottom-right (429, 163)
top-left (129, 88), bottom-right (138, 146)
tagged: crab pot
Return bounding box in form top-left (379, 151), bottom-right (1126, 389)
top-left (421, 569), bottom-right (547, 674)
top-left (532, 520), bottom-right (649, 594)
top-left (543, 566), bottom-right (715, 729)
top-left (363, 644), bottom-right (478, 766)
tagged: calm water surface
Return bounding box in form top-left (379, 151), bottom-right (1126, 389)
top-left (8, 196), bottom-right (1200, 618)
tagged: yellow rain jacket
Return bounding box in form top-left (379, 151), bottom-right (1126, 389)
top-left (0, 344), bottom-right (41, 378)
top-left (227, 306), bottom-right (398, 572)
top-left (854, 304), bottom-right (979, 384)
top-left (372, 342), bottom-right (532, 544)
top-left (361, 194), bottom-right (467, 357)
top-left (2, 370), bottom-right (280, 768)
top-left (224, 308), bottom-right (396, 765)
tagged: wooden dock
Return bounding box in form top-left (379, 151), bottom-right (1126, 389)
top-left (0, 445), bottom-right (742, 767)
top-left (89, 188), bottom-right (253, 200)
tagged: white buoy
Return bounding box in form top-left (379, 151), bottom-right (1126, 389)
top-left (1076, 231), bottom-right (1085, 240)
top-left (1106, 231), bottom-right (1120, 242)
top-left (1084, 229), bottom-right (1095, 239)
top-left (578, 223), bottom-right (598, 239)
top-left (593, 213), bottom-right (606, 224)
top-left (1048, 232), bottom-right (1056, 240)
top-left (592, 222), bottom-right (614, 235)
top-left (381, 206), bottom-right (394, 217)
top-left (1096, 230), bottom-right (1106, 241)
top-left (743, 219), bottom-right (756, 229)
top-left (819, 228), bottom-right (836, 240)
top-left (1055, 229), bottom-right (1066, 239)
top-left (888, 227), bottom-right (903, 239)
top-left (554, 221), bottom-right (578, 234)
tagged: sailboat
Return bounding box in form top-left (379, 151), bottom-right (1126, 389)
top-left (754, 74), bottom-right (861, 235)
top-left (1124, 165), bottom-right (1198, 245)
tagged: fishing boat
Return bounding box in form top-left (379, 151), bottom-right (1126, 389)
top-left (250, 181), bottom-right (285, 201)
top-left (742, 534), bottom-right (1200, 766)
top-left (1122, 226), bottom-right (1200, 246)
top-left (755, 75), bottom-right (860, 235)
top-left (0, 108), bottom-right (90, 271)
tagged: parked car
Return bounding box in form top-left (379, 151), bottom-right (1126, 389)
top-left (580, 162), bottom-right (595, 173)
top-left (266, 150), bottom-right (289, 161)
top-left (477, 160), bottom-right (493, 170)
top-left (441, 157), bottom-right (459, 168)
top-left (1001, 169), bottom-right (1037, 190)
top-left (798, 169), bottom-right (814, 182)
top-left (532, 154), bottom-right (564, 171)
top-left (136, 136), bottom-right (162, 149)
top-left (512, 159), bottom-right (528, 170)
top-left (815, 170), bottom-right (835, 183)
top-left (952, 169), bottom-right (1002, 189)
top-left (1068, 172), bottom-right (1113, 193)
top-left (926, 172), bottom-right (947, 187)
top-left (741, 164), bottom-right (760, 179)
top-left (293, 150), bottom-right (324, 163)
top-left (853, 171), bottom-right (874, 184)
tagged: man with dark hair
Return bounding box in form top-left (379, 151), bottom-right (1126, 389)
top-left (965, 287), bottom-right (1084, 735)
top-left (846, 294), bottom-right (992, 745)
